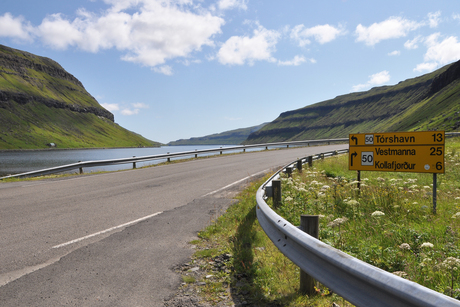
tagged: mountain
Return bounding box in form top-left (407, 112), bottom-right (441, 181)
top-left (0, 44), bottom-right (161, 149)
top-left (168, 123), bottom-right (267, 145)
top-left (243, 60), bottom-right (460, 144)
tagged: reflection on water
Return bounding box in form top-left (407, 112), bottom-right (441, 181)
top-left (0, 145), bottom-right (244, 177)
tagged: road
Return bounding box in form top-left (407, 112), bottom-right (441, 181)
top-left (0, 144), bottom-right (347, 306)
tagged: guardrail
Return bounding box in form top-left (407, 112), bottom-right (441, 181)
top-left (256, 149), bottom-right (460, 307)
top-left (2, 132), bottom-right (458, 181)
top-left (0, 138), bottom-right (347, 180)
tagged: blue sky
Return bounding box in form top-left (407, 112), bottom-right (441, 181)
top-left (1, 0), bottom-right (460, 144)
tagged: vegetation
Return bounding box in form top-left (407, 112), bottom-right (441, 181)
top-left (192, 137), bottom-right (460, 306)
top-left (0, 44), bottom-right (160, 149)
top-left (244, 60), bottom-right (460, 144)
top-left (167, 123), bottom-right (267, 145)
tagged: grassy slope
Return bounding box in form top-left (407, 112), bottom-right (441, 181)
top-left (167, 123), bottom-right (267, 145)
top-left (244, 63), bottom-right (460, 144)
top-left (0, 101), bottom-right (157, 149)
top-left (0, 44), bottom-right (161, 149)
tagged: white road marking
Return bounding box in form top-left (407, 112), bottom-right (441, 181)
top-left (52, 211), bottom-right (163, 249)
top-left (202, 168), bottom-right (270, 197)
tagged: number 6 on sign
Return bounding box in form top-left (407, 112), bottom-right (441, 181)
top-left (361, 152), bottom-right (374, 166)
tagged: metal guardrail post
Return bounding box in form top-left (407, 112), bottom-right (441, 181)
top-left (285, 167), bottom-right (292, 178)
top-left (78, 161), bottom-right (83, 174)
top-left (133, 156), bottom-right (136, 169)
top-left (297, 159), bottom-right (302, 173)
top-left (300, 215), bottom-right (319, 295)
top-left (307, 156), bottom-right (313, 168)
top-left (272, 179), bottom-right (281, 209)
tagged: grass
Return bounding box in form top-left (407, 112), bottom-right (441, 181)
top-left (190, 137), bottom-right (460, 306)
top-left (193, 176), bottom-right (347, 306)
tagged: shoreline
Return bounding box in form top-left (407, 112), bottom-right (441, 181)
top-left (0, 145), bottom-right (163, 153)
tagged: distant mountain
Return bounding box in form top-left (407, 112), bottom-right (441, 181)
top-left (244, 60), bottom-right (460, 144)
top-left (0, 44), bottom-right (161, 149)
top-left (168, 123), bottom-right (267, 145)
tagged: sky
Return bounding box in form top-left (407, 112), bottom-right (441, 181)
top-left (1, 1), bottom-right (460, 144)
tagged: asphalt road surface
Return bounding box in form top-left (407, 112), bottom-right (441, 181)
top-left (0, 144), bottom-right (347, 306)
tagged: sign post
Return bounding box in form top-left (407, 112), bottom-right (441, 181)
top-left (349, 131), bottom-right (445, 213)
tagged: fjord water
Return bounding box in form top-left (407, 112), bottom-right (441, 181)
top-left (0, 145), bottom-right (246, 177)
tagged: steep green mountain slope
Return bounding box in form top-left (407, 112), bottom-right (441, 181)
top-left (0, 44), bottom-right (160, 149)
top-left (244, 60), bottom-right (460, 144)
top-left (167, 123), bottom-right (267, 145)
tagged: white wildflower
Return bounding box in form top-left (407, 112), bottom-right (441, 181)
top-left (321, 185), bottom-right (330, 190)
top-left (285, 196), bottom-right (293, 202)
top-left (399, 243), bottom-right (411, 250)
top-left (440, 257), bottom-right (460, 270)
top-left (328, 217), bottom-right (348, 228)
top-left (371, 211), bottom-right (385, 217)
top-left (452, 212), bottom-right (460, 219)
top-left (347, 200), bottom-right (359, 206)
top-left (420, 242), bottom-right (434, 249)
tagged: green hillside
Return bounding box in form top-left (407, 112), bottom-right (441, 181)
top-left (244, 60), bottom-right (460, 144)
top-left (167, 123), bottom-right (267, 145)
top-left (0, 44), bottom-right (161, 149)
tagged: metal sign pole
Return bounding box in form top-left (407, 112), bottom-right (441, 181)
top-left (433, 173), bottom-right (437, 214)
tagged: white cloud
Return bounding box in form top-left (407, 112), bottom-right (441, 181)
top-left (217, 24), bottom-right (280, 65)
top-left (388, 50), bottom-right (400, 56)
top-left (0, 13), bottom-right (33, 41)
top-left (105, 102), bottom-right (148, 115)
top-left (290, 24), bottom-right (345, 47)
top-left (415, 33), bottom-right (460, 72)
top-left (153, 65), bottom-right (173, 76)
top-left (428, 11), bottom-right (441, 28)
top-left (131, 102), bottom-right (149, 109)
top-left (352, 70), bottom-right (390, 92)
top-left (2, 0), bottom-right (225, 69)
top-left (101, 103), bottom-right (120, 112)
top-left (218, 0), bottom-right (247, 11)
top-left (121, 108), bottom-right (139, 115)
top-left (277, 55), bottom-right (312, 66)
top-left (404, 35), bottom-right (422, 50)
top-left (355, 16), bottom-right (421, 46)
top-left (414, 62), bottom-right (438, 72)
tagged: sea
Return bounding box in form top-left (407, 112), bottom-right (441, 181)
top-left (0, 145), bottom-right (263, 177)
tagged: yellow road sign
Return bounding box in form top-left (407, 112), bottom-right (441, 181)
top-left (349, 131), bottom-right (445, 173)
top-left (349, 131), bottom-right (445, 146)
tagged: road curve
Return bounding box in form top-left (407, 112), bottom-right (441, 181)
top-left (0, 144), bottom-right (347, 306)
